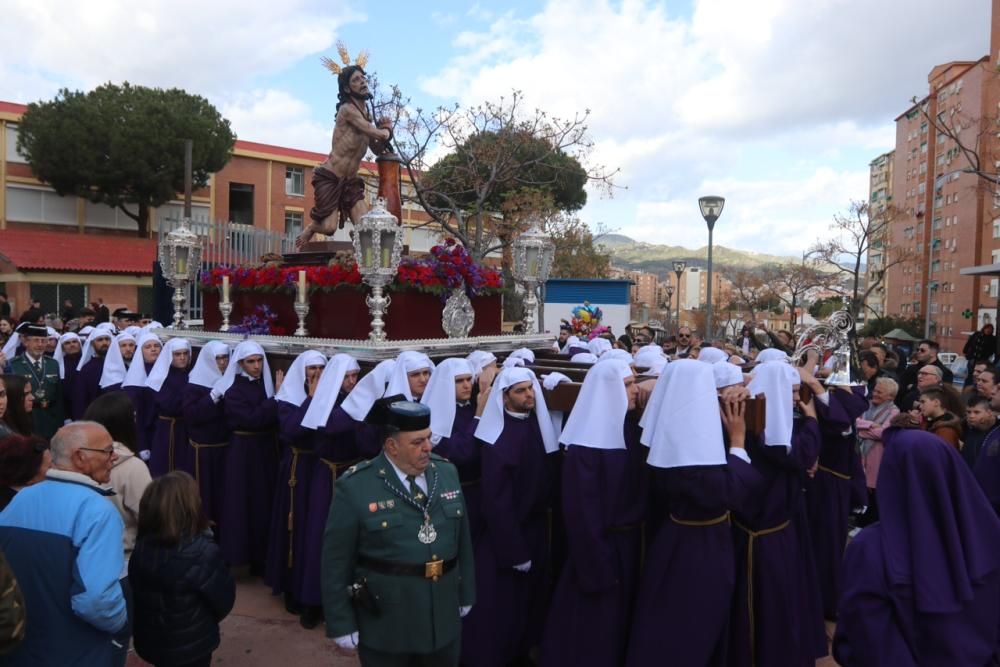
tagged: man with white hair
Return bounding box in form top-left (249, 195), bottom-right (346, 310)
top-left (0, 422), bottom-right (127, 665)
top-left (462, 367), bottom-right (558, 667)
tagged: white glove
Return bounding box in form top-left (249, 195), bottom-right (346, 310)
top-left (460, 605), bottom-right (472, 617)
top-left (541, 372), bottom-right (571, 391)
top-left (513, 560), bottom-right (532, 573)
top-left (503, 357), bottom-right (525, 369)
top-left (138, 449), bottom-right (151, 462)
top-left (333, 632), bottom-right (358, 649)
top-left (210, 387), bottom-right (223, 403)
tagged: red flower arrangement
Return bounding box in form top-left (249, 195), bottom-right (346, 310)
top-left (199, 240), bottom-right (503, 297)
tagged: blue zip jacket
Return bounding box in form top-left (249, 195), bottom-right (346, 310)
top-left (0, 470), bottom-right (126, 666)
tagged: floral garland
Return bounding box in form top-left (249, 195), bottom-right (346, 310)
top-left (199, 239), bottom-right (503, 298)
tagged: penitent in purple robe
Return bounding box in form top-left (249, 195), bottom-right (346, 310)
top-left (182, 383), bottom-right (229, 527)
top-left (148, 366), bottom-right (192, 478)
top-left (805, 386), bottom-right (869, 620)
top-left (540, 425), bottom-right (648, 667)
top-left (220, 374), bottom-right (279, 570)
top-left (61, 353), bottom-right (81, 420)
top-left (431, 402), bottom-right (484, 541)
top-left (124, 361), bottom-right (156, 454)
top-left (974, 426), bottom-right (1000, 515)
top-left (265, 397), bottom-right (320, 599)
top-left (729, 416), bottom-right (828, 667)
top-left (461, 413), bottom-right (553, 667)
top-left (834, 429), bottom-right (1000, 666)
top-left (297, 398), bottom-right (361, 607)
top-left (626, 451), bottom-right (761, 667)
top-left (72, 356), bottom-right (105, 419)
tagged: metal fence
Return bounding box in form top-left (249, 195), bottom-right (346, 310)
top-left (157, 216), bottom-right (296, 321)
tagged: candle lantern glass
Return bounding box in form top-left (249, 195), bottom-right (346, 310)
top-left (512, 223), bottom-right (556, 334)
top-left (352, 197), bottom-right (404, 341)
top-left (158, 218), bottom-right (202, 329)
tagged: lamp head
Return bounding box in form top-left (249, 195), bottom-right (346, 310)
top-left (698, 195), bottom-right (725, 229)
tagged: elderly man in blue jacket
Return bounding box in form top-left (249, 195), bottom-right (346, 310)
top-left (0, 421), bottom-right (127, 666)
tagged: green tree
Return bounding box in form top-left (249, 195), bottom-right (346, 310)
top-left (17, 82), bottom-right (236, 237)
top-left (810, 296), bottom-right (845, 319)
top-left (545, 217), bottom-right (611, 279)
top-left (859, 315), bottom-right (924, 339)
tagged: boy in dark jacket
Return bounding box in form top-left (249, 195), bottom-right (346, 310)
top-left (129, 472), bottom-right (235, 667)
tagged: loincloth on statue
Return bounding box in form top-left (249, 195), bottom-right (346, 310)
top-left (310, 166), bottom-right (366, 228)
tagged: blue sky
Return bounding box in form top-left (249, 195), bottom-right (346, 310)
top-left (0, 0), bottom-right (990, 256)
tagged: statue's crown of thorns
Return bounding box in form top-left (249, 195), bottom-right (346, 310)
top-left (321, 41), bottom-right (369, 75)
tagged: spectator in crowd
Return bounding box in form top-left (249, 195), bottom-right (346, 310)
top-left (855, 377), bottom-right (899, 527)
top-left (0, 421), bottom-right (127, 666)
top-left (674, 327), bottom-right (696, 359)
top-left (0, 293), bottom-right (10, 320)
top-left (858, 350), bottom-right (886, 395)
top-left (897, 340), bottom-right (954, 408)
top-left (0, 378), bottom-right (10, 440)
top-left (976, 367), bottom-right (1000, 401)
top-left (60, 299), bottom-right (77, 324)
top-left (0, 318), bottom-right (13, 349)
top-left (963, 395), bottom-right (998, 469)
top-left (0, 376), bottom-right (34, 438)
top-left (129, 472), bottom-right (235, 667)
top-left (963, 322), bottom-right (996, 367)
top-left (0, 434), bottom-right (51, 511)
top-left (84, 390), bottom-right (153, 666)
top-left (894, 386), bottom-right (964, 450)
top-left (965, 359), bottom-right (993, 395)
top-left (896, 364), bottom-right (943, 412)
top-left (77, 307), bottom-right (97, 328)
top-left (95, 299), bottom-right (111, 324)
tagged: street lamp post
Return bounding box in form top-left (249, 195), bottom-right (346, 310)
top-left (698, 195), bottom-right (725, 341)
top-left (664, 283), bottom-right (674, 333)
top-left (672, 260), bottom-right (686, 333)
top-left (512, 224), bottom-right (556, 334)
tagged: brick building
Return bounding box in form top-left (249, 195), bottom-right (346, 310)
top-left (865, 151), bottom-right (894, 319)
top-left (0, 100), bottom-right (436, 320)
top-left (881, 2), bottom-right (1000, 352)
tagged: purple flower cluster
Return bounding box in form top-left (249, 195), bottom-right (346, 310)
top-left (229, 304), bottom-right (280, 336)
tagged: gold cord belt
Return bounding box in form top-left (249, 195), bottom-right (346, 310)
top-left (287, 447), bottom-right (316, 568)
top-left (735, 519), bottom-right (791, 667)
top-left (189, 439), bottom-right (227, 487)
top-left (158, 416), bottom-right (177, 472)
top-left (669, 511), bottom-right (731, 527)
top-left (817, 464), bottom-right (851, 481)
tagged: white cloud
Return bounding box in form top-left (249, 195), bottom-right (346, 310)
top-left (218, 89), bottom-right (330, 152)
top-left (0, 0), bottom-right (361, 101)
top-left (417, 0), bottom-right (988, 254)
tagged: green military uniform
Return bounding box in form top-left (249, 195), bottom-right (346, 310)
top-left (9, 353), bottom-right (64, 440)
top-left (322, 449), bottom-right (475, 665)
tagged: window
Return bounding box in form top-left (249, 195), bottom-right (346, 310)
top-left (994, 219), bottom-right (1000, 239)
top-left (992, 279), bottom-right (999, 298)
top-left (4, 124), bottom-right (26, 163)
top-left (285, 167), bottom-right (304, 196)
top-left (284, 210), bottom-right (304, 237)
top-left (229, 183), bottom-right (254, 225)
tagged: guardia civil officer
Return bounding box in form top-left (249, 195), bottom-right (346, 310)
top-left (321, 396), bottom-right (475, 666)
top-left (8, 324), bottom-right (63, 439)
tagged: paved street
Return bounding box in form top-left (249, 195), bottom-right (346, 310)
top-left (124, 575), bottom-right (840, 666)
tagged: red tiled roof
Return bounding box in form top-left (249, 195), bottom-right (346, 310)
top-left (0, 101), bottom-right (27, 114)
top-left (0, 229), bottom-right (156, 274)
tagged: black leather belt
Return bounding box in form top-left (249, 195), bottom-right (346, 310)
top-left (357, 554), bottom-right (457, 580)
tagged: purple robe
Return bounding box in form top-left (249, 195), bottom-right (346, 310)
top-left (296, 399), bottom-right (361, 607)
top-left (72, 355), bottom-right (105, 419)
top-left (541, 425), bottom-right (648, 667)
top-left (805, 386), bottom-right (869, 620)
top-left (627, 452), bottom-right (761, 667)
top-left (148, 366), bottom-right (191, 477)
top-left (124, 365), bottom-right (155, 454)
top-left (265, 397), bottom-right (320, 599)
top-left (431, 402), bottom-right (484, 541)
top-left (975, 426), bottom-right (1000, 515)
top-left (61, 352), bottom-right (81, 420)
top-left (729, 416), bottom-right (827, 667)
top-left (834, 429), bottom-right (1000, 665)
top-left (182, 383), bottom-right (229, 527)
top-left (219, 375), bottom-right (279, 569)
top-left (461, 413), bottom-right (553, 667)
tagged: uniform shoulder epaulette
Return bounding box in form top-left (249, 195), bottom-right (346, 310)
top-left (429, 452), bottom-right (449, 463)
top-left (342, 459), bottom-right (373, 478)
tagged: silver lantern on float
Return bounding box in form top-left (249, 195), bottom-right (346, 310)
top-left (352, 197), bottom-right (404, 342)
